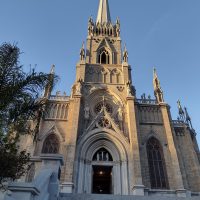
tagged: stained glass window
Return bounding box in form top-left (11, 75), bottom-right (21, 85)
top-left (147, 137), bottom-right (168, 189)
top-left (42, 134), bottom-right (59, 154)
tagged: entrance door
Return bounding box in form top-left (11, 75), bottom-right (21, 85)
top-left (92, 166), bottom-right (112, 194)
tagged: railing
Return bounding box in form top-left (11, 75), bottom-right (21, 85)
top-left (173, 120), bottom-right (185, 124)
top-left (49, 95), bottom-right (70, 101)
top-left (172, 120), bottom-right (187, 128)
top-left (137, 99), bottom-right (157, 105)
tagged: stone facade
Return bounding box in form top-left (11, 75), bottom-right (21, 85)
top-left (13, 0), bottom-right (200, 199)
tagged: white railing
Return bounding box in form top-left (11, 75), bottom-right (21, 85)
top-left (137, 99), bottom-right (157, 105)
top-left (49, 95), bottom-right (70, 101)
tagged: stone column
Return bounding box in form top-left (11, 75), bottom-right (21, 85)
top-left (126, 96), bottom-right (144, 196)
top-left (6, 154), bottom-right (64, 200)
top-left (62, 95), bottom-right (81, 193)
top-left (160, 103), bottom-right (186, 196)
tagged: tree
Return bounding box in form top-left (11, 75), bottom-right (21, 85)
top-left (0, 43), bottom-right (58, 189)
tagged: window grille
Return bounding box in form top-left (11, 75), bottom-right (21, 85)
top-left (93, 148), bottom-right (113, 161)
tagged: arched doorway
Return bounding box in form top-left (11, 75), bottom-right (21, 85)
top-left (92, 148), bottom-right (113, 194)
top-left (75, 131), bottom-right (129, 195)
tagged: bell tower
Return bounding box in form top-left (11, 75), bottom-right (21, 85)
top-left (76, 0), bottom-right (133, 87)
top-left (71, 0), bottom-right (144, 195)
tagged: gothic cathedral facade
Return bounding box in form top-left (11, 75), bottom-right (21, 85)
top-left (21, 0), bottom-right (200, 198)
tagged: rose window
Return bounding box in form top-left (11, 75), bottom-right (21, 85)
top-left (97, 117), bottom-right (111, 128)
top-left (94, 102), bottom-right (113, 114)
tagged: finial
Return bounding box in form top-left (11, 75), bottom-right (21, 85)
top-left (124, 43), bottom-right (127, 51)
top-left (153, 67), bottom-right (159, 84)
top-left (82, 41), bottom-right (85, 49)
top-left (116, 17), bottom-right (120, 24)
top-left (50, 64), bottom-right (55, 74)
top-left (89, 15), bottom-right (93, 23)
top-left (123, 44), bottom-right (128, 63)
top-left (153, 67), bottom-right (157, 78)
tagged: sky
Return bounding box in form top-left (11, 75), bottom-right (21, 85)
top-left (0, 0), bottom-right (200, 144)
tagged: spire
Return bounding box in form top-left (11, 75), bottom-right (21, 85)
top-left (96, 0), bottom-right (111, 24)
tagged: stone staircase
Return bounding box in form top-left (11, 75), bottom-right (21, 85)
top-left (59, 194), bottom-right (200, 200)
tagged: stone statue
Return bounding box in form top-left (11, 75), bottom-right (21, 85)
top-left (106, 153), bottom-right (109, 161)
top-left (97, 153), bottom-right (100, 161)
top-left (80, 42), bottom-right (85, 61)
top-left (153, 68), bottom-right (164, 103)
top-left (76, 79), bottom-right (82, 95)
top-left (56, 91), bottom-right (61, 96)
top-left (117, 107), bottom-right (123, 122)
top-left (116, 17), bottom-right (120, 37)
top-left (127, 82), bottom-right (132, 96)
top-left (177, 100), bottom-right (185, 121)
top-left (84, 104), bottom-right (90, 120)
top-left (141, 93), bottom-right (146, 103)
top-left (116, 25), bottom-right (120, 37)
top-left (123, 45), bottom-right (128, 63)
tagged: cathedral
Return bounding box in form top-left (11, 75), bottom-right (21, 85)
top-left (3, 0), bottom-right (200, 200)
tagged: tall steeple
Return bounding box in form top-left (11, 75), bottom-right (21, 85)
top-left (96, 0), bottom-right (111, 24)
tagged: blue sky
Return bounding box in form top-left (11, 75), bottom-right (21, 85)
top-left (0, 0), bottom-right (200, 144)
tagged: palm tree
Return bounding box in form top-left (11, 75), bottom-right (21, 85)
top-left (0, 43), bottom-right (58, 189)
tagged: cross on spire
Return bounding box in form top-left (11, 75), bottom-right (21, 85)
top-left (96, 0), bottom-right (111, 24)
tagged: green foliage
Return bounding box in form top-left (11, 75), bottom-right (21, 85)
top-left (0, 133), bottom-right (30, 189)
top-left (0, 43), bottom-right (58, 189)
top-left (0, 43), bottom-right (57, 136)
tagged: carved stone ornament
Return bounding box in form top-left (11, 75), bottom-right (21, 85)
top-left (75, 78), bottom-right (83, 95)
top-left (83, 85), bottom-right (92, 95)
top-left (126, 81), bottom-right (133, 96)
top-left (84, 104), bottom-right (90, 120)
top-left (117, 86), bottom-right (124, 92)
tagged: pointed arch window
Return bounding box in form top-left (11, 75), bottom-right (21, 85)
top-left (147, 137), bottom-right (168, 189)
top-left (98, 48), bottom-right (110, 64)
top-left (42, 134), bottom-right (59, 154)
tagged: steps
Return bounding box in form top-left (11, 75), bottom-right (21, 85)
top-left (59, 194), bottom-right (200, 200)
